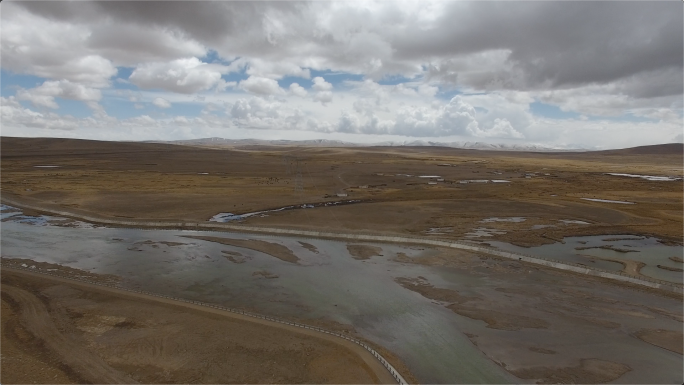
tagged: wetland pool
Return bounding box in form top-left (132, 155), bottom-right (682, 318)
top-left (487, 235), bottom-right (683, 284)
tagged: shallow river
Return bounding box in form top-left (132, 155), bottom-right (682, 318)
top-left (2, 207), bottom-right (682, 384)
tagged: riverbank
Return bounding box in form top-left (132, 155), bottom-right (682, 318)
top-left (1, 266), bottom-right (406, 384)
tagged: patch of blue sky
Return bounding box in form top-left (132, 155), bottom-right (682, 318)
top-left (200, 49), bottom-right (222, 64)
top-left (221, 71), bottom-right (247, 84)
top-left (1, 69), bottom-right (46, 96)
top-left (586, 114), bottom-right (657, 123)
top-left (377, 74), bottom-right (416, 86)
top-left (529, 101), bottom-right (581, 120)
top-left (101, 97), bottom-right (204, 119)
top-left (278, 75), bottom-right (312, 89)
top-left (100, 98), bottom-right (148, 119)
top-left (309, 69), bottom-right (363, 87)
top-left (54, 99), bottom-right (94, 118)
top-left (435, 87), bottom-right (462, 100)
top-left (112, 67), bottom-right (138, 90)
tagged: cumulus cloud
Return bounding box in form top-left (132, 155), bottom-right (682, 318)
top-left (16, 80), bottom-right (102, 109)
top-left (289, 83), bottom-right (308, 97)
top-left (129, 57), bottom-right (225, 94)
top-left (311, 77), bottom-right (333, 105)
top-left (2, 1), bottom-right (682, 147)
top-left (238, 76), bottom-right (284, 96)
top-left (312, 77), bottom-right (333, 92)
top-left (152, 97), bottom-right (171, 109)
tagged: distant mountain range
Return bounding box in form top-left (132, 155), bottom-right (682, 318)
top-left (154, 137), bottom-right (576, 152)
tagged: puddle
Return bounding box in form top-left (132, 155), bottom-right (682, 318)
top-left (1, 204), bottom-right (20, 213)
top-left (464, 228), bottom-right (507, 238)
top-left (33, 165), bottom-right (61, 168)
top-left (459, 180), bottom-right (489, 184)
top-left (490, 180), bottom-right (511, 183)
top-left (581, 198), bottom-right (635, 205)
top-left (606, 173), bottom-right (682, 182)
top-left (2, 213), bottom-right (102, 229)
top-left (425, 227), bottom-right (454, 235)
top-left (210, 200), bottom-right (362, 223)
top-left (480, 217), bottom-right (526, 223)
top-left (558, 219), bottom-right (590, 225)
top-left (418, 175), bottom-right (441, 178)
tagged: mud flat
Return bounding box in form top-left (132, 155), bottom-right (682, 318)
top-left (347, 244), bottom-right (383, 260)
top-left (511, 359), bottom-right (632, 384)
top-left (299, 241), bottom-right (319, 253)
top-left (633, 329), bottom-right (684, 354)
top-left (183, 235), bottom-right (299, 263)
top-left (391, 249), bottom-right (683, 384)
top-left (657, 264), bottom-right (684, 272)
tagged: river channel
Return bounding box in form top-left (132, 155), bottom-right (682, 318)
top-left (1, 207), bottom-right (516, 384)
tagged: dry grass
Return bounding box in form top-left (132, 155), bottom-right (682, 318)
top-left (2, 137), bottom-right (681, 246)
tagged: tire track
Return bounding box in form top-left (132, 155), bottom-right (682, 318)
top-left (1, 284), bottom-right (138, 384)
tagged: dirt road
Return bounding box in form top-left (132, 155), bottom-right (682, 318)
top-left (2, 284), bottom-right (137, 384)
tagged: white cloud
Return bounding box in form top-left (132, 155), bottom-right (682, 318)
top-left (289, 83), bottom-right (308, 97)
top-left (244, 58), bottom-right (311, 80)
top-left (87, 24), bottom-right (207, 66)
top-left (311, 77), bottom-right (333, 105)
top-left (313, 91), bottom-right (333, 105)
top-left (312, 77), bottom-right (333, 91)
top-left (1, 6), bottom-right (116, 87)
top-left (2, 1), bottom-right (682, 148)
top-left (238, 76), bottom-right (284, 96)
top-left (152, 97), bottom-right (172, 109)
top-left (16, 80), bottom-right (102, 109)
top-left (129, 57), bottom-right (225, 94)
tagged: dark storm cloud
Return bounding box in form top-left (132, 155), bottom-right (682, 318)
top-left (395, 2), bottom-right (682, 94)
top-left (16, 1), bottom-right (682, 94)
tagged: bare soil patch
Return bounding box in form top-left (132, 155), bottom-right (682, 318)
top-left (252, 270), bottom-right (279, 279)
top-left (183, 236), bottom-right (299, 264)
top-left (395, 276), bottom-right (548, 331)
top-left (347, 244), bottom-right (383, 260)
top-left (221, 250), bottom-right (248, 263)
top-left (633, 329), bottom-right (683, 354)
top-left (446, 304), bottom-right (550, 331)
top-left (657, 264), bottom-right (684, 272)
top-left (299, 241), bottom-right (319, 253)
top-left (529, 347), bottom-right (557, 355)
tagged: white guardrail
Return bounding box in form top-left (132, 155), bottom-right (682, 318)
top-left (1, 264), bottom-right (408, 385)
top-left (2, 198), bottom-right (682, 294)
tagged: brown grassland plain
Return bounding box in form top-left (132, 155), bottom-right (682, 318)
top-left (1, 137), bottom-right (682, 246)
top-left (1, 137), bottom-right (682, 384)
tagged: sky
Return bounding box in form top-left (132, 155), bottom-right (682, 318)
top-left (1, 1), bottom-right (682, 149)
